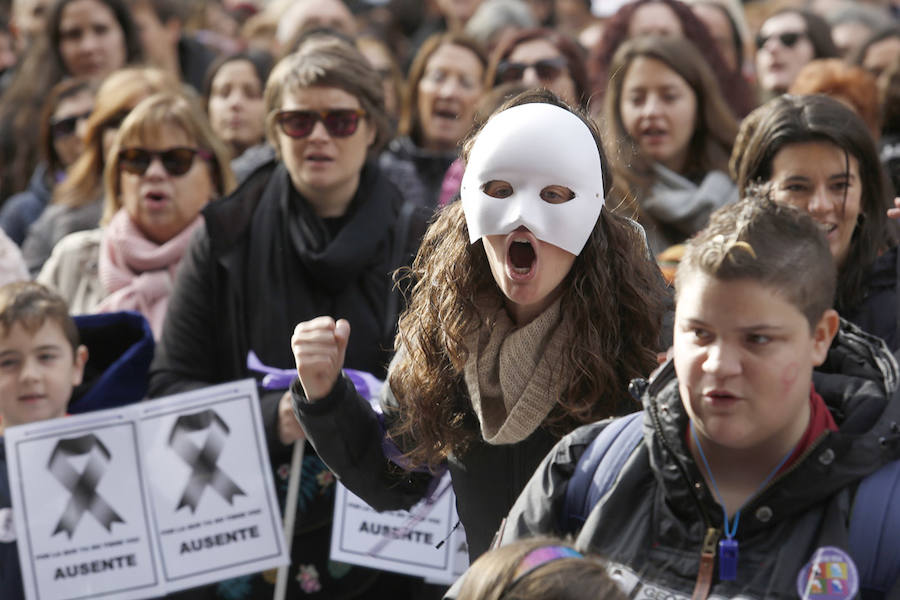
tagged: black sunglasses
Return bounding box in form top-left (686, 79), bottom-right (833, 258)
top-left (496, 56), bottom-right (568, 84)
top-left (274, 109), bottom-right (366, 139)
top-left (755, 31), bottom-right (807, 50)
top-left (50, 111), bottom-right (91, 139)
top-left (118, 147), bottom-right (212, 177)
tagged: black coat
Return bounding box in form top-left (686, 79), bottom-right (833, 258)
top-left (292, 372), bottom-right (563, 561)
top-left (150, 158), bottom-right (426, 461)
top-left (495, 320), bottom-right (900, 599)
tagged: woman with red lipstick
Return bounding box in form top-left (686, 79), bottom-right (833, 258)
top-left (291, 89), bottom-right (667, 562)
top-left (732, 94), bottom-right (900, 352)
top-left (37, 92), bottom-right (234, 339)
top-left (604, 35), bottom-right (739, 257)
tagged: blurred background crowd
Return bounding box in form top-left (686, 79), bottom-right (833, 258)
top-left (0, 0), bottom-right (897, 598)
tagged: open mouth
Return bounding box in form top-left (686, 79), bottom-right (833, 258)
top-left (704, 389), bottom-right (739, 404)
top-left (306, 154), bottom-right (333, 163)
top-left (145, 191), bottom-right (167, 205)
top-left (433, 108), bottom-right (459, 120)
top-left (505, 231), bottom-right (538, 281)
top-left (816, 222), bottom-right (838, 236)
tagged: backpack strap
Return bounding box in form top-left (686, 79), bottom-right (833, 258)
top-left (849, 458), bottom-right (900, 597)
top-left (561, 411), bottom-right (644, 534)
top-left (383, 200), bottom-right (417, 344)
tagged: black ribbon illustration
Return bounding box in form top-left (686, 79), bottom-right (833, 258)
top-left (48, 434), bottom-right (124, 539)
top-left (169, 409), bottom-right (245, 513)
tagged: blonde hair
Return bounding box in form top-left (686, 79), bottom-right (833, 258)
top-left (102, 92), bottom-right (236, 224)
top-left (53, 67), bottom-right (180, 209)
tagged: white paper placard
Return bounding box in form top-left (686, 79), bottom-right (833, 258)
top-left (329, 472), bottom-right (468, 584)
top-left (5, 380), bottom-right (288, 600)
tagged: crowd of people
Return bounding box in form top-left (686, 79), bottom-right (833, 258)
top-left (0, 0), bottom-right (898, 598)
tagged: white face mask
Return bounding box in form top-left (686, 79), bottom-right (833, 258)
top-left (460, 103), bottom-right (606, 256)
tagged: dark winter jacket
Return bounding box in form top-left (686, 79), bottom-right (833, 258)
top-left (845, 244), bottom-right (900, 353)
top-left (0, 163), bottom-right (52, 246)
top-left (148, 159), bottom-right (427, 599)
top-left (293, 369), bottom-right (584, 561)
top-left (379, 135), bottom-right (456, 211)
top-left (494, 320), bottom-right (900, 599)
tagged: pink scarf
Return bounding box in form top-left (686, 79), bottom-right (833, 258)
top-left (97, 208), bottom-right (203, 338)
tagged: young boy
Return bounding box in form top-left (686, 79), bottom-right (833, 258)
top-left (491, 198), bottom-right (900, 598)
top-left (0, 282), bottom-right (88, 599)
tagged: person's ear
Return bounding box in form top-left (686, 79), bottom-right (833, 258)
top-left (811, 309), bottom-right (840, 366)
top-left (71, 345), bottom-right (89, 387)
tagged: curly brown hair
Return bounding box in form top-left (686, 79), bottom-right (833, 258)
top-left (387, 90), bottom-right (667, 467)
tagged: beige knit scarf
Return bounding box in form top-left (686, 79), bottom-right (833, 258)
top-left (463, 296), bottom-right (572, 445)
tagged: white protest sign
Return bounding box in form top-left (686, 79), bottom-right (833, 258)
top-left (5, 380), bottom-right (288, 600)
top-left (137, 381), bottom-right (287, 590)
top-left (330, 472), bottom-right (468, 584)
top-left (7, 415), bottom-right (160, 600)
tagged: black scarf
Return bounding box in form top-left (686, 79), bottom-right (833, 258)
top-left (245, 162), bottom-right (398, 377)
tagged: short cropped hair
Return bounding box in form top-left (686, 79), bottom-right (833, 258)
top-left (0, 282), bottom-right (79, 353)
top-left (676, 194), bottom-right (836, 329)
top-left (264, 34), bottom-right (391, 157)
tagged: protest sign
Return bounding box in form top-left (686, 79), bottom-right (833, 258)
top-left (5, 380), bottom-right (287, 600)
top-left (330, 472), bottom-right (468, 585)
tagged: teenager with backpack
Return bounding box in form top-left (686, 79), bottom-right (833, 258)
top-left (492, 197), bottom-right (900, 599)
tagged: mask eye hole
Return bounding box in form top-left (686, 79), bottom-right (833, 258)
top-left (482, 180), bottom-right (514, 198)
top-left (540, 185), bottom-right (575, 204)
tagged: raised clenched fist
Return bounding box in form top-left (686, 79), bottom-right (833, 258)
top-left (291, 316), bottom-right (351, 402)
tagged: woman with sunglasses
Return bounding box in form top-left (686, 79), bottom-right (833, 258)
top-left (21, 67), bottom-right (177, 278)
top-left (37, 91), bottom-right (234, 337)
top-left (731, 94), bottom-right (900, 351)
top-left (0, 78), bottom-right (95, 246)
top-left (150, 35), bottom-right (429, 599)
top-left (380, 32), bottom-right (487, 211)
top-left (754, 8), bottom-right (838, 98)
top-left (604, 35), bottom-right (738, 257)
top-left (484, 28), bottom-right (589, 108)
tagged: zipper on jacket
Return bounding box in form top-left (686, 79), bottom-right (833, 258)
top-left (691, 527), bottom-right (720, 600)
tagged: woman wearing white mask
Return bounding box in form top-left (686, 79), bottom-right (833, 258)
top-left (289, 90), bottom-right (667, 561)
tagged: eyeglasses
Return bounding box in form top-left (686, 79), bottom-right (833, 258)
top-left (755, 31), bottom-right (807, 50)
top-left (274, 109), bottom-right (367, 139)
top-left (50, 111), bottom-right (92, 139)
top-left (496, 56), bottom-right (568, 84)
top-left (118, 147), bottom-right (212, 177)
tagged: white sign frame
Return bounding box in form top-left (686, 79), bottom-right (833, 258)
top-left (329, 473), bottom-right (468, 585)
top-left (5, 380), bottom-right (288, 600)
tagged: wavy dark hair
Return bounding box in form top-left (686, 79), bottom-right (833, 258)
top-left (603, 35), bottom-right (738, 209)
top-left (587, 0), bottom-right (754, 118)
top-left (388, 90), bottom-right (666, 467)
top-left (730, 94), bottom-right (898, 314)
